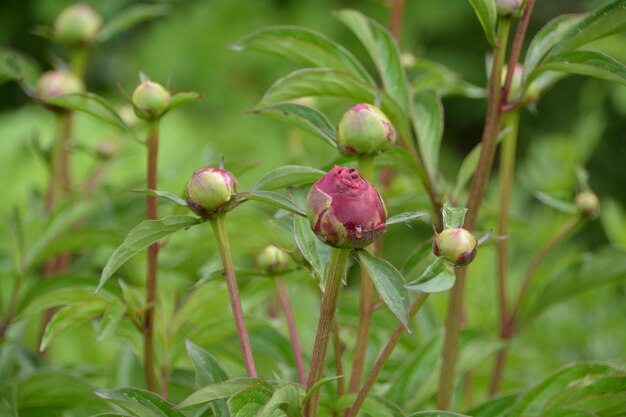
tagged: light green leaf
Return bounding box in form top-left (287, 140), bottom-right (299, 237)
top-left (0, 47), bottom-right (40, 89)
top-left (442, 201), bottom-right (468, 229)
top-left (303, 375), bottom-right (343, 403)
top-left (254, 103), bottom-right (337, 147)
top-left (535, 192), bottom-right (577, 214)
top-left (467, 0), bottom-right (497, 46)
top-left (252, 164), bottom-right (325, 191)
top-left (257, 385), bottom-right (301, 417)
top-left (334, 9), bottom-right (410, 111)
top-left (409, 412), bottom-right (469, 417)
top-left (185, 340), bottom-right (228, 387)
top-left (532, 51), bottom-right (626, 86)
top-left (95, 300), bottom-right (126, 341)
top-left (227, 384), bottom-right (273, 417)
top-left (231, 25), bottom-right (374, 84)
top-left (99, 4), bottom-right (170, 42)
top-left (405, 258), bottom-right (456, 293)
top-left (44, 93), bottom-right (131, 132)
top-left (412, 90), bottom-right (443, 181)
top-left (294, 214), bottom-right (329, 281)
top-left (386, 211), bottom-right (430, 226)
top-left (467, 393), bottom-right (519, 417)
top-left (40, 300), bottom-right (109, 351)
top-left (357, 250), bottom-right (410, 330)
top-left (163, 91), bottom-right (202, 114)
top-left (176, 379), bottom-right (264, 409)
top-left (0, 384), bottom-right (17, 417)
top-left (412, 59), bottom-right (486, 98)
top-left (98, 215), bottom-right (203, 292)
top-left (239, 190), bottom-right (306, 217)
top-left (130, 188), bottom-right (188, 206)
top-left (600, 198), bottom-right (626, 248)
top-left (95, 388), bottom-right (184, 417)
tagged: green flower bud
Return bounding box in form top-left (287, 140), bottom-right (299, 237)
top-left (433, 227), bottom-right (477, 268)
top-left (95, 140), bottom-right (117, 160)
top-left (132, 80), bottom-right (170, 120)
top-left (53, 3), bottom-right (102, 45)
top-left (496, 0), bottom-right (523, 17)
top-left (34, 70), bottom-right (85, 111)
top-left (186, 168), bottom-right (238, 218)
top-left (257, 245), bottom-right (291, 275)
top-left (575, 191), bottom-right (600, 218)
top-left (336, 104), bottom-right (396, 156)
top-left (502, 64), bottom-right (540, 104)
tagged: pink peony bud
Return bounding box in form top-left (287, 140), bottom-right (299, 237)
top-left (496, 0), bottom-right (523, 17)
top-left (433, 227), bottom-right (477, 268)
top-left (186, 168), bottom-right (238, 218)
top-left (306, 166), bottom-right (387, 249)
top-left (34, 70), bottom-right (85, 112)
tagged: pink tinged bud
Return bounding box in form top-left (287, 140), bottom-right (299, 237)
top-left (433, 228), bottom-right (477, 268)
top-left (34, 70), bottom-right (85, 111)
top-left (186, 168), bottom-right (238, 218)
top-left (306, 166), bottom-right (387, 249)
top-left (336, 103), bottom-right (396, 156)
top-left (496, 0), bottom-right (522, 17)
top-left (53, 3), bottom-right (102, 45)
top-left (132, 80), bottom-right (170, 119)
top-left (257, 245), bottom-right (291, 275)
top-left (575, 191), bottom-right (600, 218)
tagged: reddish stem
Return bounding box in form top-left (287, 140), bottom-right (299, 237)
top-left (276, 278), bottom-right (306, 385)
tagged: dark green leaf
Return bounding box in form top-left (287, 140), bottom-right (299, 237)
top-left (163, 91), bottom-right (202, 114)
top-left (467, 0), bottom-right (497, 46)
top-left (99, 4), bottom-right (170, 42)
top-left (254, 103), bottom-right (337, 147)
top-left (227, 384), bottom-right (273, 417)
top-left (535, 192), bottom-right (577, 214)
top-left (386, 211), bottom-right (430, 226)
top-left (239, 190), bottom-right (306, 217)
top-left (412, 90), bottom-right (443, 180)
top-left (405, 258), bottom-right (455, 293)
top-left (402, 240), bottom-right (434, 276)
top-left (334, 9), bottom-right (410, 111)
top-left (442, 201), bottom-right (468, 229)
top-left (185, 340), bottom-right (228, 387)
top-left (231, 25), bottom-right (374, 84)
top-left (176, 379), bottom-right (264, 409)
top-left (252, 164), bottom-right (325, 191)
top-left (467, 393), bottom-right (519, 417)
top-left (532, 51), bottom-right (626, 86)
top-left (357, 250), bottom-right (410, 330)
top-left (0, 384), bottom-right (17, 417)
top-left (294, 215), bottom-right (329, 281)
top-left (40, 300), bottom-right (108, 350)
top-left (130, 188), bottom-right (188, 206)
top-left (412, 59), bottom-right (486, 98)
top-left (95, 388), bottom-right (184, 417)
top-left (98, 215), bottom-right (203, 292)
top-left (0, 47), bottom-right (40, 89)
top-left (409, 412), bottom-right (469, 417)
top-left (44, 93), bottom-right (131, 132)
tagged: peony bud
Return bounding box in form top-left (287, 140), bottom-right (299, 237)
top-left (34, 70), bottom-right (85, 111)
top-left (336, 104), bottom-right (396, 156)
top-left (433, 227), bottom-right (477, 267)
top-left (306, 166), bottom-right (387, 249)
top-left (53, 3), bottom-right (102, 45)
top-left (496, 0), bottom-right (523, 17)
top-left (502, 64), bottom-right (540, 104)
top-left (132, 80), bottom-right (170, 120)
top-left (95, 140), bottom-right (117, 160)
top-left (575, 191), bottom-right (600, 218)
top-left (186, 168), bottom-right (238, 218)
top-left (257, 245), bottom-right (291, 275)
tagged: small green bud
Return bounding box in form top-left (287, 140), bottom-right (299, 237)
top-left (575, 191), bottom-right (600, 218)
top-left (502, 64), bottom-right (540, 104)
top-left (257, 245), bottom-right (291, 275)
top-left (53, 3), bottom-right (102, 45)
top-left (34, 70), bottom-right (85, 111)
top-left (186, 168), bottom-right (238, 218)
top-left (132, 80), bottom-right (170, 120)
top-left (95, 140), bottom-right (117, 160)
top-left (433, 227), bottom-right (477, 268)
top-left (336, 104), bottom-right (396, 156)
top-left (496, 0), bottom-right (523, 17)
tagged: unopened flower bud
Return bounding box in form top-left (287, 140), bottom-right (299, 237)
top-left (95, 140), bottom-right (117, 160)
top-left (433, 227), bottom-right (477, 267)
top-left (34, 70), bottom-right (85, 111)
top-left (132, 80), bottom-right (170, 120)
top-left (502, 64), bottom-right (540, 104)
top-left (496, 0), bottom-right (523, 17)
top-left (336, 104), bottom-right (396, 156)
top-left (306, 166), bottom-right (387, 249)
top-left (53, 3), bottom-right (102, 45)
top-left (257, 245), bottom-right (290, 275)
top-left (575, 191), bottom-right (600, 218)
top-left (186, 168), bottom-right (238, 218)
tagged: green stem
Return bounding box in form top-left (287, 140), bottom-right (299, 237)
top-left (489, 109), bottom-right (520, 395)
top-left (437, 18), bottom-right (511, 410)
top-left (70, 47), bottom-right (90, 80)
top-left (210, 215), bottom-right (257, 377)
top-left (345, 293), bottom-right (429, 417)
top-left (348, 157), bottom-right (376, 393)
top-left (144, 121), bottom-right (160, 393)
top-left (304, 248), bottom-right (351, 417)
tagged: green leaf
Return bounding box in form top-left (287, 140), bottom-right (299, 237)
top-left (259, 68), bottom-right (411, 144)
top-left (99, 4), bottom-right (170, 42)
top-left (294, 214), bottom-right (329, 281)
top-left (40, 300), bottom-right (108, 351)
top-left (95, 300), bottom-right (127, 341)
top-left (402, 240), bottom-right (434, 276)
top-left (130, 188), bottom-right (188, 206)
top-left (252, 164), bottom-right (325, 191)
top-left (386, 211), bottom-right (430, 226)
top-left (357, 250), bottom-right (410, 330)
top-left (0, 384), bottom-right (17, 417)
top-left (231, 25), bottom-right (374, 84)
top-left (185, 340), bottom-right (228, 387)
top-left (550, 0), bottom-right (626, 55)
top-left (405, 258), bottom-right (456, 293)
top-left (412, 59), bottom-right (486, 98)
top-left (535, 192), bottom-right (577, 214)
top-left (257, 385), bottom-right (301, 417)
top-left (176, 379), bottom-right (264, 409)
top-left (442, 201), bottom-right (468, 229)
top-left (16, 278), bottom-right (106, 316)
top-left (163, 91), bottom-right (202, 114)
top-left (467, 0), bottom-right (497, 46)
top-left (409, 412), bottom-right (469, 417)
top-left (334, 9), bottom-right (410, 111)
top-left (412, 90), bottom-right (443, 181)
top-left (467, 393), bottom-right (519, 417)
top-left (95, 388), bottom-right (184, 417)
top-left (0, 47), bottom-right (40, 89)
top-left (254, 103), bottom-right (337, 147)
top-left (44, 93), bottom-right (131, 132)
top-left (303, 375), bottom-right (343, 403)
top-left (98, 215), bottom-right (202, 292)
top-left (523, 14), bottom-right (585, 81)
top-left (600, 198), bottom-right (626, 248)
top-left (239, 190), bottom-right (306, 217)
top-left (227, 384), bottom-right (273, 417)
top-left (532, 51), bottom-right (626, 86)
